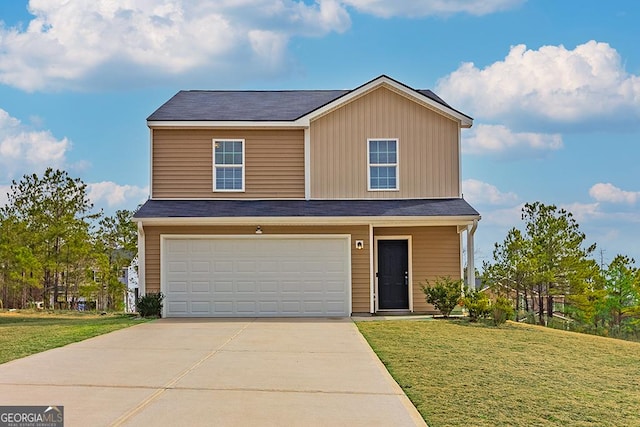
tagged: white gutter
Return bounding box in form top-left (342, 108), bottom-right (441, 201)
top-left (134, 215), bottom-right (480, 227)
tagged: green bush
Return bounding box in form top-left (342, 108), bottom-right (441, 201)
top-left (492, 296), bottom-right (514, 326)
top-left (461, 288), bottom-right (491, 322)
top-left (136, 292), bottom-right (165, 318)
top-left (421, 276), bottom-right (463, 318)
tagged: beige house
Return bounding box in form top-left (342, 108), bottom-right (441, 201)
top-left (134, 75), bottom-right (480, 317)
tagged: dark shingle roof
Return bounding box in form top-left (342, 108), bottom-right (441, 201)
top-left (134, 199), bottom-right (480, 219)
top-left (147, 90), bottom-right (349, 121)
top-left (147, 75), bottom-right (467, 122)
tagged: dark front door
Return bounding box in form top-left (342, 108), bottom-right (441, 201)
top-left (377, 240), bottom-right (409, 310)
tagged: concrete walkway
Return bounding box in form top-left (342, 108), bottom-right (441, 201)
top-left (0, 318), bottom-right (426, 426)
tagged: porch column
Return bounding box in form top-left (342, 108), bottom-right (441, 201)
top-left (137, 222), bottom-right (146, 295)
top-left (466, 220), bottom-right (478, 289)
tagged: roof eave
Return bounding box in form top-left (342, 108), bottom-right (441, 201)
top-left (147, 120), bottom-right (308, 129)
top-left (134, 215), bottom-right (481, 226)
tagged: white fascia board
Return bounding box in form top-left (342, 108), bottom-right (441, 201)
top-left (299, 76), bottom-right (473, 128)
top-left (149, 128), bottom-right (154, 198)
top-left (147, 120), bottom-right (307, 129)
top-left (135, 215), bottom-right (480, 227)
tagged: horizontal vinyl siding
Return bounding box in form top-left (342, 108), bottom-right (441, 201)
top-left (143, 225), bottom-right (370, 314)
top-left (152, 129), bottom-right (305, 199)
top-left (375, 226), bottom-right (460, 313)
top-left (310, 86), bottom-right (460, 199)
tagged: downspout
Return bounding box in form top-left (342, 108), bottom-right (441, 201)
top-left (137, 221), bottom-right (146, 296)
top-left (466, 219), bottom-right (478, 289)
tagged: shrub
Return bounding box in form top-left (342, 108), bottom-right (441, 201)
top-left (461, 288), bottom-right (491, 322)
top-left (421, 276), bottom-right (463, 318)
top-left (492, 296), bottom-right (514, 326)
top-left (136, 292), bottom-right (165, 318)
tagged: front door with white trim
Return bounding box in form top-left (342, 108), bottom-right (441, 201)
top-left (377, 239), bottom-right (409, 310)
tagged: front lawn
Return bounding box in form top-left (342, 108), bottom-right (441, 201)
top-left (0, 311), bottom-right (147, 364)
top-left (356, 319), bottom-right (640, 427)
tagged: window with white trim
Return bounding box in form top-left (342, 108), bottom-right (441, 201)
top-left (213, 139), bottom-right (244, 191)
top-left (368, 139), bottom-right (398, 191)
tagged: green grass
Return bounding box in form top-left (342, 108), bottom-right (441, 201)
top-left (357, 319), bottom-right (640, 427)
top-left (0, 310), bottom-right (148, 364)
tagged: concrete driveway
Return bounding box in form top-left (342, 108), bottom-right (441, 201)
top-left (0, 318), bottom-right (426, 426)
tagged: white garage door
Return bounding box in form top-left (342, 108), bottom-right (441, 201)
top-left (162, 236), bottom-right (351, 317)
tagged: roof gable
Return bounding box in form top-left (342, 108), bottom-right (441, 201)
top-left (299, 75), bottom-right (472, 127)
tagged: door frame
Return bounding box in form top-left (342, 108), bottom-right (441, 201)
top-left (374, 235), bottom-right (413, 313)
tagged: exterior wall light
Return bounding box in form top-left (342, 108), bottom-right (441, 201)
top-left (355, 240), bottom-right (364, 250)
top-left (255, 226), bottom-right (262, 234)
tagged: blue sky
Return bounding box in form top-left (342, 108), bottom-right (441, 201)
top-left (0, 0), bottom-right (638, 265)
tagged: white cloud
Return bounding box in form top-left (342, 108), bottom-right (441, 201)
top-left (437, 41), bottom-right (640, 128)
top-left (87, 181), bottom-right (148, 208)
top-left (0, 0), bottom-right (351, 91)
top-left (560, 202), bottom-right (602, 222)
top-left (0, 108), bottom-right (70, 180)
top-left (462, 179), bottom-right (518, 205)
top-left (481, 203), bottom-right (526, 226)
top-left (589, 183), bottom-right (640, 204)
top-left (342, 0), bottom-right (524, 18)
top-left (0, 184), bottom-right (10, 207)
top-left (462, 124), bottom-right (562, 157)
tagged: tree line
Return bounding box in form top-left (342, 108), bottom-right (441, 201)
top-left (0, 168), bottom-right (138, 311)
top-left (482, 202), bottom-right (640, 340)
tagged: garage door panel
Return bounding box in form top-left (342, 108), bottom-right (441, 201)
top-left (260, 281), bottom-right (279, 292)
top-left (281, 301), bottom-right (302, 314)
top-left (303, 283), bottom-right (324, 293)
top-left (236, 301), bottom-right (258, 314)
top-left (326, 281), bottom-right (346, 292)
top-left (213, 301), bottom-right (233, 313)
top-left (167, 241), bottom-right (188, 256)
top-left (259, 301), bottom-right (279, 313)
top-left (168, 261), bottom-right (187, 272)
top-left (237, 281), bottom-right (257, 293)
top-left (257, 261), bottom-right (278, 273)
top-left (191, 240), bottom-right (211, 252)
top-left (214, 281), bottom-right (233, 292)
top-left (168, 301), bottom-right (188, 314)
top-left (163, 237), bottom-right (350, 317)
top-left (191, 262), bottom-right (210, 273)
top-left (168, 282), bottom-right (188, 293)
top-left (191, 301), bottom-right (211, 314)
top-left (214, 261), bottom-right (233, 272)
top-left (191, 282), bottom-right (210, 293)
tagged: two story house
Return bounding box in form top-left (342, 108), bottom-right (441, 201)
top-left (134, 75), bottom-right (480, 317)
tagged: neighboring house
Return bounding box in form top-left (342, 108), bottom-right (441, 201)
top-left (133, 75), bottom-right (480, 318)
top-left (120, 260), bottom-right (139, 313)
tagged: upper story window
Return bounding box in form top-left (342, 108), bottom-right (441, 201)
top-left (368, 139), bottom-right (398, 191)
top-left (214, 139), bottom-right (245, 191)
